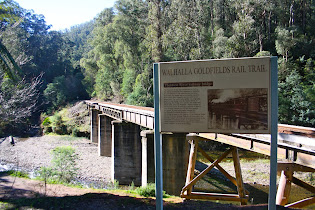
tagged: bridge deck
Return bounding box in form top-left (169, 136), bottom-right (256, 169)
top-left (86, 100), bottom-right (154, 129)
top-left (194, 133), bottom-right (315, 168)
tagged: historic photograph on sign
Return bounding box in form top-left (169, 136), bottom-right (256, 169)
top-left (208, 88), bottom-right (268, 131)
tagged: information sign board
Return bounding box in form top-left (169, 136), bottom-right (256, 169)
top-left (159, 57), bottom-right (271, 133)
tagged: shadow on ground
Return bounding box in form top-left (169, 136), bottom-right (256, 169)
top-left (1, 193), bottom-right (156, 210)
top-left (1, 193), bottom-right (289, 210)
top-left (0, 171), bottom-right (289, 209)
top-left (194, 161), bottom-right (269, 205)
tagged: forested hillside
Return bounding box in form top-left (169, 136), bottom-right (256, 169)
top-left (0, 0), bottom-right (314, 137)
top-left (82, 0), bottom-right (314, 127)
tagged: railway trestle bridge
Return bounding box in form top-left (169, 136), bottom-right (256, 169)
top-left (85, 100), bottom-right (315, 208)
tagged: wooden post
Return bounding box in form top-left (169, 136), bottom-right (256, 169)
top-left (276, 163), bottom-right (315, 208)
top-left (184, 139), bottom-right (199, 197)
top-left (276, 170), bottom-right (293, 205)
top-left (232, 147), bottom-right (247, 205)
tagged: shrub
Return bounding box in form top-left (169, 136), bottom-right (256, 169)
top-left (71, 127), bottom-right (79, 137)
top-left (36, 167), bottom-right (55, 183)
top-left (40, 101), bottom-right (90, 137)
top-left (41, 117), bottom-right (52, 134)
top-left (50, 114), bottom-right (67, 135)
top-left (135, 183), bottom-right (168, 198)
top-left (113, 179), bottom-right (119, 189)
top-left (51, 146), bottom-right (78, 183)
top-left (36, 146), bottom-right (78, 184)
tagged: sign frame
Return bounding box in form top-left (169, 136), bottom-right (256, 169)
top-left (153, 57), bottom-right (278, 210)
top-left (159, 57), bottom-right (272, 134)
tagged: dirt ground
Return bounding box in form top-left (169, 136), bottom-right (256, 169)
top-left (0, 174), bottom-right (284, 209)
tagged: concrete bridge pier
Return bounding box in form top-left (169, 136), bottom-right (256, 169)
top-left (98, 115), bottom-right (112, 157)
top-left (141, 130), bottom-right (189, 195)
top-left (90, 109), bottom-right (100, 144)
top-left (141, 130), bottom-right (155, 186)
top-left (111, 120), bottom-right (142, 186)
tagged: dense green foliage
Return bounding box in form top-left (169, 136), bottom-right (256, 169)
top-left (0, 0), bottom-right (314, 136)
top-left (82, 0), bottom-right (314, 126)
top-left (41, 102), bottom-right (90, 136)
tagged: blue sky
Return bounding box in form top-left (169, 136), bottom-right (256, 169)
top-left (15, 0), bottom-right (117, 31)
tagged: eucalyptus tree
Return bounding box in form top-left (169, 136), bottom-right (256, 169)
top-left (80, 8), bottom-right (114, 98)
top-left (115, 0), bottom-right (149, 99)
top-left (275, 26), bottom-right (296, 62)
top-left (212, 0), bottom-right (235, 32)
top-left (212, 28), bottom-right (228, 58)
top-left (77, 0), bottom-right (314, 126)
top-left (147, 0), bottom-right (163, 63)
top-left (224, 0), bottom-right (258, 57)
top-left (64, 21), bottom-right (95, 68)
top-left (250, 0), bottom-right (275, 52)
top-left (81, 0), bottom-right (152, 104)
top-left (278, 69), bottom-right (314, 127)
top-left (0, 41), bottom-right (21, 79)
top-left (163, 0), bottom-right (213, 60)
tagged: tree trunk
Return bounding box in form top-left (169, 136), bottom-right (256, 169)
top-left (150, 0), bottom-right (163, 63)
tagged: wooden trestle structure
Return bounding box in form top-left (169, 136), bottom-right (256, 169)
top-left (181, 133), bottom-right (315, 208)
top-left (180, 134), bottom-right (249, 205)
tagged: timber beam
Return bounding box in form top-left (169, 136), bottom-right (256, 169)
top-left (276, 162), bottom-right (315, 208)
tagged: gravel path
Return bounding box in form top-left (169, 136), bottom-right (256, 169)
top-left (0, 136), bottom-right (111, 184)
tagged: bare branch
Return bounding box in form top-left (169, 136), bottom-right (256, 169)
top-left (0, 73), bottom-right (42, 123)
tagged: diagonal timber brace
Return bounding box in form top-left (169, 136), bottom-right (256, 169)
top-left (181, 134), bottom-right (248, 205)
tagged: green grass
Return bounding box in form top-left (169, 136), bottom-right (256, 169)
top-left (6, 170), bottom-right (29, 178)
top-left (3, 171), bottom-right (171, 199)
top-left (0, 201), bottom-right (13, 209)
top-left (34, 176), bottom-right (66, 185)
top-left (245, 169), bottom-right (270, 183)
top-left (240, 157), bottom-right (269, 164)
top-left (4, 169), bottom-right (83, 189)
